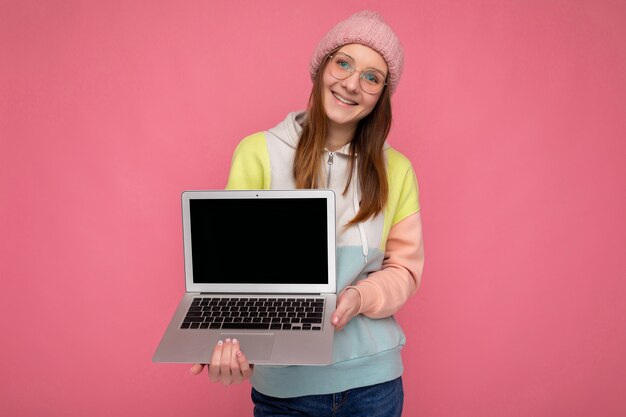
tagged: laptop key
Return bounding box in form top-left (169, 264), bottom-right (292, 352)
top-left (221, 323), bottom-right (270, 330)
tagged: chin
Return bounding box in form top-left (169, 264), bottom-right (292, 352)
top-left (324, 98), bottom-right (362, 128)
top-left (325, 111), bottom-right (359, 129)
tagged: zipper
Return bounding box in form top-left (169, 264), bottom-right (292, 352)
top-left (326, 152), bottom-right (335, 188)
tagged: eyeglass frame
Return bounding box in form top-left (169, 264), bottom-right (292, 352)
top-left (326, 51), bottom-right (388, 95)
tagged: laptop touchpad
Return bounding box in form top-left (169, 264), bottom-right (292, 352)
top-left (219, 333), bottom-right (275, 361)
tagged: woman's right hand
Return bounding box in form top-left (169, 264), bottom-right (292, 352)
top-left (189, 338), bottom-right (254, 386)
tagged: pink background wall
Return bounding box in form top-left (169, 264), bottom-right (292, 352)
top-left (1, 1), bottom-right (625, 416)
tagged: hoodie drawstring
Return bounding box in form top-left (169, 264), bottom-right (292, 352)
top-left (352, 161), bottom-right (369, 264)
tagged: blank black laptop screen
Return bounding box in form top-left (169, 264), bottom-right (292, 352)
top-left (189, 198), bottom-right (329, 284)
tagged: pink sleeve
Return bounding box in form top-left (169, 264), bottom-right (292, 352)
top-left (346, 212), bottom-right (425, 318)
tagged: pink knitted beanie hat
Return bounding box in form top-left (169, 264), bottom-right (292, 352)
top-left (310, 10), bottom-right (404, 94)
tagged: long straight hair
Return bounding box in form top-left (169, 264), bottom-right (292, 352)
top-left (293, 53), bottom-right (392, 225)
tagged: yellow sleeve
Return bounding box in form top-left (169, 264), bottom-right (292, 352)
top-left (225, 132), bottom-right (271, 190)
top-left (381, 148), bottom-right (420, 248)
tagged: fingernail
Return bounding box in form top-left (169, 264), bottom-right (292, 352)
top-left (232, 338), bottom-right (238, 344)
top-left (333, 317), bottom-right (339, 324)
top-left (217, 340), bottom-right (223, 346)
top-left (225, 338), bottom-right (231, 343)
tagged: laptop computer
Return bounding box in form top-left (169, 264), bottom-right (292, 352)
top-left (153, 189), bottom-right (337, 365)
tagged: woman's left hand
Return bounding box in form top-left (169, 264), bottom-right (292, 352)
top-left (331, 288), bottom-right (361, 331)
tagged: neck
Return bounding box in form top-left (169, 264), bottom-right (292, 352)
top-left (325, 120), bottom-right (356, 151)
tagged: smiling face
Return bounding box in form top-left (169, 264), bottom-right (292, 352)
top-left (321, 43), bottom-right (389, 133)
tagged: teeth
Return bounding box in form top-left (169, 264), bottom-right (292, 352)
top-left (333, 92), bottom-right (356, 105)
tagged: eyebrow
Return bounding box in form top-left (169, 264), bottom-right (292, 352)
top-left (337, 51), bottom-right (387, 75)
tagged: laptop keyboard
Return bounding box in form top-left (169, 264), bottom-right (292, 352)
top-left (180, 297), bottom-right (325, 331)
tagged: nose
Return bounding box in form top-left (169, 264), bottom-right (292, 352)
top-left (341, 71), bottom-right (361, 93)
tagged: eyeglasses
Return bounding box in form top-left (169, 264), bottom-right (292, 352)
top-left (327, 52), bottom-right (388, 94)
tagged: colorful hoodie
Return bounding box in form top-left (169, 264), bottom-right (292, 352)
top-left (226, 111), bottom-right (425, 398)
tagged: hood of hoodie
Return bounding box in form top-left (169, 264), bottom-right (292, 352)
top-left (267, 111), bottom-right (305, 150)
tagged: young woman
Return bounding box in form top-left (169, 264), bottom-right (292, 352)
top-left (190, 10), bottom-right (425, 417)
